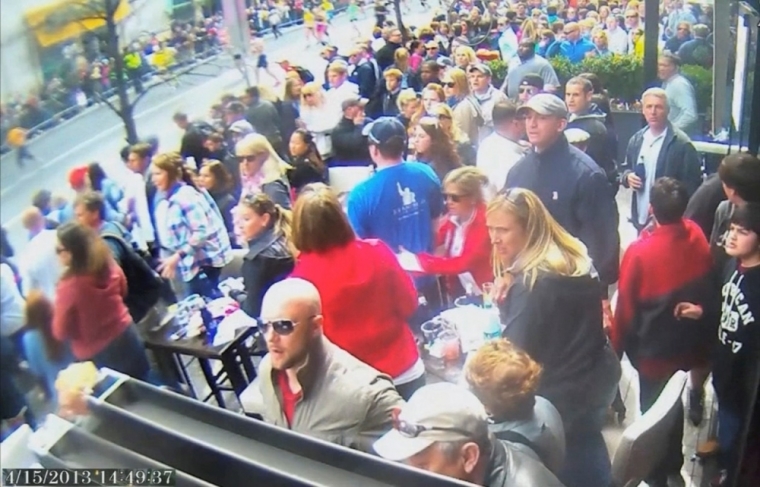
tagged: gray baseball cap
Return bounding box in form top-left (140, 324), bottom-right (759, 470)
top-left (517, 93), bottom-right (569, 118)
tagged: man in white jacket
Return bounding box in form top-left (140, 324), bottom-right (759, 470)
top-left (477, 100), bottom-right (529, 196)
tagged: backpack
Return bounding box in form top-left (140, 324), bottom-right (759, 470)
top-left (191, 121), bottom-right (217, 141)
top-left (293, 66), bottom-right (315, 84)
top-left (101, 230), bottom-right (162, 323)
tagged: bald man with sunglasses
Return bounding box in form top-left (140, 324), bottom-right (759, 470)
top-left (243, 278), bottom-right (403, 452)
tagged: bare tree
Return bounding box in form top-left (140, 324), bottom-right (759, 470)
top-left (43, 0), bottom-right (210, 143)
top-left (392, 0), bottom-right (409, 43)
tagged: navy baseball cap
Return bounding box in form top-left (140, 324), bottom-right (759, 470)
top-left (362, 117), bottom-right (407, 145)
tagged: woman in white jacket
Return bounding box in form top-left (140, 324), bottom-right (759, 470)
top-left (298, 82), bottom-right (342, 159)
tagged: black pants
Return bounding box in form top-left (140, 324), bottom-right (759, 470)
top-left (395, 375), bottom-right (426, 401)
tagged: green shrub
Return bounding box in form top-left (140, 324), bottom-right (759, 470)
top-left (681, 64), bottom-right (713, 115)
top-left (487, 59), bottom-right (508, 87)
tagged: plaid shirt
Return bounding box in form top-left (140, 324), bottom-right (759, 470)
top-left (161, 184), bottom-right (232, 282)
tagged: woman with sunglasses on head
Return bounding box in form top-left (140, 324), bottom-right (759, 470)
top-left (414, 167), bottom-right (492, 301)
top-left (486, 188), bottom-right (621, 487)
top-left (290, 184), bottom-right (424, 400)
top-left (432, 104), bottom-right (476, 166)
top-left (411, 116), bottom-right (462, 182)
top-left (52, 223), bottom-right (152, 381)
top-left (237, 193), bottom-right (295, 319)
top-left (151, 152), bottom-right (232, 297)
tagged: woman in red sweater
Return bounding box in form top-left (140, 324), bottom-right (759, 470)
top-left (415, 166), bottom-right (493, 301)
top-left (52, 223), bottom-right (151, 381)
top-left (290, 184), bottom-right (424, 400)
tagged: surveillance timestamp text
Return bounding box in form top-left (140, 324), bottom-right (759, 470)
top-left (1, 469), bottom-right (176, 486)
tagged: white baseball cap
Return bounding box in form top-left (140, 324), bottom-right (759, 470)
top-left (373, 383), bottom-right (488, 462)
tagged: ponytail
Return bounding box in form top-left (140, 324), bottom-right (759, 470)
top-left (272, 204), bottom-right (297, 257)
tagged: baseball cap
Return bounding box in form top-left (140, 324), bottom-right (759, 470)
top-left (519, 74), bottom-right (544, 90)
top-left (229, 119), bottom-right (255, 135)
top-left (517, 93), bottom-right (568, 118)
top-left (341, 96), bottom-right (369, 111)
top-left (68, 166), bottom-right (89, 191)
top-left (425, 40), bottom-right (439, 49)
top-left (373, 383), bottom-right (488, 462)
top-left (468, 63), bottom-right (492, 77)
top-left (436, 56), bottom-right (454, 68)
top-left (362, 116), bottom-right (407, 145)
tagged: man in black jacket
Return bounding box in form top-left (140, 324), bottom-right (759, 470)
top-left (244, 86), bottom-right (284, 156)
top-left (619, 87), bottom-right (702, 233)
top-left (173, 112), bottom-right (210, 167)
top-left (382, 68), bottom-right (403, 117)
top-left (375, 28), bottom-right (403, 71)
top-left (505, 94), bottom-right (620, 288)
top-left (331, 97), bottom-right (372, 166)
top-left (348, 45), bottom-right (382, 119)
top-left (565, 76), bottom-right (618, 192)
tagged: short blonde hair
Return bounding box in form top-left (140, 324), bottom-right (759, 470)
top-left (442, 166), bottom-right (487, 203)
top-left (397, 88), bottom-right (419, 111)
top-left (327, 61), bottom-right (348, 75)
top-left (465, 339), bottom-right (543, 420)
top-left (384, 68), bottom-right (403, 80)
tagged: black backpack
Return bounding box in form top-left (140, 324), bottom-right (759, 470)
top-left (293, 66), bottom-right (315, 84)
top-left (101, 231), bottom-right (162, 323)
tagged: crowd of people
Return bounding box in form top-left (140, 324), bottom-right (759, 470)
top-left (2, 1), bottom-right (759, 487)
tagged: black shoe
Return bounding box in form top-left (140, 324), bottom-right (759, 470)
top-left (688, 387), bottom-right (705, 426)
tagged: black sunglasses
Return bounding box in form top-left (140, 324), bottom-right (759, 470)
top-left (258, 315), bottom-right (316, 336)
top-left (442, 81), bottom-right (456, 88)
top-left (237, 154), bottom-right (259, 163)
top-left (444, 193), bottom-right (464, 203)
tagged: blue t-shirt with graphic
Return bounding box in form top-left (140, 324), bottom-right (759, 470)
top-left (348, 162), bottom-right (443, 254)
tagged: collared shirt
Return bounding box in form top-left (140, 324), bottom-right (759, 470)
top-left (636, 128), bottom-right (668, 225)
top-left (607, 27), bottom-right (629, 55)
top-left (477, 132), bottom-right (528, 193)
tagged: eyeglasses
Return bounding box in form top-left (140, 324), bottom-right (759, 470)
top-left (442, 81), bottom-right (456, 88)
top-left (427, 47), bottom-right (438, 50)
top-left (258, 315), bottom-right (317, 336)
top-left (391, 408), bottom-right (472, 439)
top-left (237, 154), bottom-right (259, 163)
top-left (444, 193), bottom-right (464, 203)
top-left (626, 14), bottom-right (638, 19)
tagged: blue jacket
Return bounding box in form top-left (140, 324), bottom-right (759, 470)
top-left (558, 38), bottom-right (594, 63)
top-left (505, 135), bottom-right (620, 287)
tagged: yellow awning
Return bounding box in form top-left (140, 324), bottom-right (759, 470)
top-left (25, 0), bottom-right (131, 48)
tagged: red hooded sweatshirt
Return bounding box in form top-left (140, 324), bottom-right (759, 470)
top-left (53, 263), bottom-right (131, 360)
top-left (291, 238), bottom-right (419, 378)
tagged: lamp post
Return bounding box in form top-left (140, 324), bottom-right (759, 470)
top-left (643, 0), bottom-right (660, 90)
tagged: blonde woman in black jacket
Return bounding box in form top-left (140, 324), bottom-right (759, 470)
top-left (486, 188), bottom-right (621, 487)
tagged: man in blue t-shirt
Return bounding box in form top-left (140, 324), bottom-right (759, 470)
top-left (347, 117), bottom-right (443, 255)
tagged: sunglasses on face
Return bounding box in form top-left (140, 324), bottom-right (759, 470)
top-left (238, 154), bottom-right (259, 163)
top-left (444, 192), bottom-right (464, 203)
top-left (259, 315), bottom-right (316, 336)
top-left (442, 81), bottom-right (456, 88)
top-left (518, 86), bottom-right (535, 94)
top-left (391, 408), bottom-right (473, 439)
top-left (427, 47), bottom-right (438, 51)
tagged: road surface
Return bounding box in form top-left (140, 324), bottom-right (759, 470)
top-left (0, 7), bottom-right (435, 251)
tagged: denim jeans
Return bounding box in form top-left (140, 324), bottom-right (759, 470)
top-left (559, 344), bottom-right (621, 487)
top-left (90, 324), bottom-right (150, 381)
top-left (717, 404), bottom-right (742, 476)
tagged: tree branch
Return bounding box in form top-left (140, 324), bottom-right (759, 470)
top-left (94, 90), bottom-right (121, 114)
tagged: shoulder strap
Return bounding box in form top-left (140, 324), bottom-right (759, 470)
top-left (493, 429), bottom-right (548, 466)
top-left (465, 96), bottom-right (485, 126)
